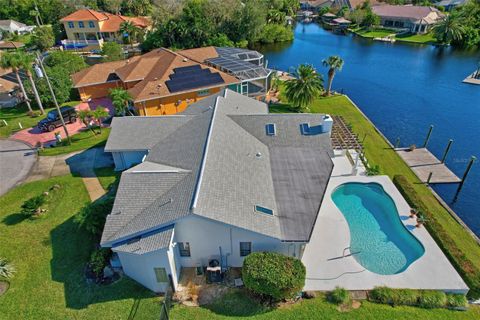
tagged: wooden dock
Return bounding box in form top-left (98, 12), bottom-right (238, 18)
top-left (396, 148), bottom-right (461, 184)
top-left (463, 71), bottom-right (480, 85)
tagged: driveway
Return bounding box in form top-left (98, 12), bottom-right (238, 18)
top-left (11, 98), bottom-right (114, 147)
top-left (0, 139), bottom-right (36, 196)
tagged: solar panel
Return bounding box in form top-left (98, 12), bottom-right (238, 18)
top-left (166, 69), bottom-right (225, 93)
top-left (255, 205), bottom-right (274, 215)
top-left (173, 65), bottom-right (202, 74)
top-left (265, 123), bottom-right (276, 136)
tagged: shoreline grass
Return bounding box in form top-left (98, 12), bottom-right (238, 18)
top-left (352, 27), bottom-right (436, 44)
top-left (270, 94), bottom-right (480, 298)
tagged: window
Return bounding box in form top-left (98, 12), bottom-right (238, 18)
top-left (254, 205), bottom-right (274, 215)
top-left (154, 267), bottom-right (168, 283)
top-left (178, 242), bottom-right (191, 257)
top-left (240, 242), bottom-right (251, 257)
top-left (197, 89), bottom-right (210, 97)
top-left (68, 22), bottom-right (74, 28)
top-left (78, 21), bottom-right (84, 28)
top-left (88, 21), bottom-right (95, 28)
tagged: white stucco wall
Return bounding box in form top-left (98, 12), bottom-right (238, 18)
top-left (112, 150), bottom-right (147, 171)
top-left (173, 215), bottom-right (305, 268)
top-left (115, 248), bottom-right (174, 293)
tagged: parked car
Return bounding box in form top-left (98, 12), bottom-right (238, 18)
top-left (37, 106), bottom-right (77, 132)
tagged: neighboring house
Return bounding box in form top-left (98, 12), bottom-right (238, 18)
top-left (436, 0), bottom-right (466, 11)
top-left (300, 0), bottom-right (335, 12)
top-left (71, 46), bottom-right (272, 115)
top-left (333, 0), bottom-right (379, 10)
top-left (0, 41), bottom-right (25, 51)
top-left (0, 20), bottom-right (35, 35)
top-left (59, 9), bottom-right (150, 50)
top-left (0, 67), bottom-right (19, 108)
top-left (101, 89), bottom-right (334, 292)
top-left (372, 5), bottom-right (445, 34)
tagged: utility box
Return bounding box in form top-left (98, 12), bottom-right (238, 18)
top-left (322, 114), bottom-right (333, 135)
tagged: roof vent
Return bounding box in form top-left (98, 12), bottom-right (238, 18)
top-left (255, 152), bottom-right (262, 158)
top-left (265, 123), bottom-right (276, 136)
top-left (183, 58), bottom-right (188, 62)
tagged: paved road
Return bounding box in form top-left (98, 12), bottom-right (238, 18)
top-left (0, 139), bottom-right (36, 196)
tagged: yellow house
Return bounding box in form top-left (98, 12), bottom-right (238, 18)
top-left (71, 48), bottom-right (241, 116)
top-left (60, 9), bottom-right (150, 50)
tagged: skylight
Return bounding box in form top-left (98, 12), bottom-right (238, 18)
top-left (265, 123), bottom-right (276, 136)
top-left (255, 205), bottom-right (274, 215)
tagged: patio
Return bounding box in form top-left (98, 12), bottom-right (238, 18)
top-left (301, 154), bottom-right (469, 293)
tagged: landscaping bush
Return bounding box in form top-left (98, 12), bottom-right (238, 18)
top-left (393, 175), bottom-right (480, 299)
top-left (418, 291), bottom-right (447, 309)
top-left (75, 196), bottom-right (114, 236)
top-left (89, 248), bottom-right (111, 277)
top-left (242, 252), bottom-right (305, 301)
top-left (20, 194), bottom-right (46, 216)
top-left (369, 287), bottom-right (397, 305)
top-left (0, 258), bottom-right (15, 279)
top-left (446, 293), bottom-right (467, 308)
top-left (327, 287), bottom-right (350, 305)
top-left (395, 289), bottom-right (420, 306)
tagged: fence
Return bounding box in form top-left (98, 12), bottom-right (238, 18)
top-left (159, 286), bottom-right (173, 320)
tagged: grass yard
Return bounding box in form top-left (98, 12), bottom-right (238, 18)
top-left (0, 175), bottom-right (161, 319)
top-left (395, 32), bottom-right (436, 44)
top-left (270, 95), bottom-right (480, 298)
top-left (355, 28), bottom-right (395, 38)
top-left (170, 289), bottom-right (480, 320)
top-left (0, 101), bottom-right (81, 138)
top-left (39, 127), bottom-right (111, 156)
top-left (353, 28), bottom-right (436, 44)
top-left (94, 166), bottom-right (121, 192)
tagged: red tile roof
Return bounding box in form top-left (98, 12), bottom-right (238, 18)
top-left (60, 9), bottom-right (151, 32)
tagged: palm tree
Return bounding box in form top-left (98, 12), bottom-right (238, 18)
top-left (0, 52), bottom-right (33, 113)
top-left (284, 64), bottom-right (323, 112)
top-left (432, 15), bottom-right (464, 45)
top-left (0, 258), bottom-right (15, 279)
top-left (109, 88), bottom-right (133, 116)
top-left (119, 21), bottom-right (140, 49)
top-left (322, 56), bottom-right (344, 96)
top-left (91, 107), bottom-right (110, 133)
top-left (17, 51), bottom-right (45, 114)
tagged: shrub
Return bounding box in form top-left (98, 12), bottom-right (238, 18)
top-left (75, 196), bottom-right (114, 236)
top-left (0, 258), bottom-right (15, 279)
top-left (89, 248), bottom-right (111, 277)
top-left (242, 252), bottom-right (306, 301)
top-left (446, 293), bottom-right (467, 308)
top-left (20, 194), bottom-right (46, 216)
top-left (395, 289), bottom-right (420, 306)
top-left (366, 164), bottom-right (380, 176)
top-left (328, 287), bottom-right (350, 305)
top-left (418, 290), bottom-right (447, 309)
top-left (369, 286), bottom-right (396, 305)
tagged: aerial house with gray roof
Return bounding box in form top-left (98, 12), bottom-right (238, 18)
top-left (102, 90), bottom-right (334, 292)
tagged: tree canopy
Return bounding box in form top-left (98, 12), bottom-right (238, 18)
top-left (284, 64), bottom-right (324, 112)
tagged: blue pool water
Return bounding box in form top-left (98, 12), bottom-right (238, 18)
top-left (332, 182), bottom-right (425, 275)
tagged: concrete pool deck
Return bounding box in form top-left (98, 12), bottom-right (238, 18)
top-left (302, 155), bottom-right (468, 293)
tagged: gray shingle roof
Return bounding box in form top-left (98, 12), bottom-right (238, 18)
top-left (101, 89), bottom-right (334, 247)
top-left (113, 225), bottom-right (174, 254)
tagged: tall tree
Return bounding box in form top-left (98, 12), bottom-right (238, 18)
top-left (109, 88), bottom-right (133, 115)
top-left (17, 51), bottom-right (45, 114)
top-left (432, 14), bottom-right (464, 45)
top-left (101, 41), bottom-right (124, 61)
top-left (284, 64), bottom-right (323, 112)
top-left (119, 21), bottom-right (140, 48)
top-left (31, 25), bottom-right (55, 52)
top-left (91, 107), bottom-right (110, 132)
top-left (322, 56), bottom-right (344, 96)
top-left (0, 51), bottom-right (33, 113)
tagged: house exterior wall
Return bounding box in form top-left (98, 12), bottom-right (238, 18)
top-left (116, 247), bottom-right (175, 292)
top-left (78, 81), bottom-right (120, 101)
top-left (112, 150), bottom-right (147, 171)
top-left (173, 215), bottom-right (305, 268)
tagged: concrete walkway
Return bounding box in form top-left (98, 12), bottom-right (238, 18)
top-left (27, 146), bottom-right (113, 201)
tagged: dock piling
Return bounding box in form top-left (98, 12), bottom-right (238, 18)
top-left (441, 139), bottom-right (454, 163)
top-left (423, 125), bottom-right (434, 148)
top-left (427, 172), bottom-right (433, 184)
top-left (454, 156), bottom-right (477, 201)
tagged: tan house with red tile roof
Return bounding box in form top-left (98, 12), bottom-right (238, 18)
top-left (72, 48), bottom-right (242, 116)
top-left (72, 46), bottom-right (273, 116)
top-left (60, 9), bottom-right (150, 50)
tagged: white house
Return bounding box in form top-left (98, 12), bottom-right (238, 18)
top-left (0, 20), bottom-right (35, 36)
top-left (101, 90), bottom-right (334, 292)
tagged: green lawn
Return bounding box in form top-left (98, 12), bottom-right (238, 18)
top-left (39, 127), bottom-right (111, 156)
top-left (355, 28), bottom-right (395, 38)
top-left (170, 289), bottom-right (480, 320)
top-left (353, 28), bottom-right (436, 44)
top-left (395, 32), bottom-right (436, 44)
top-left (0, 101), bottom-right (80, 138)
top-left (94, 166), bottom-right (121, 192)
top-left (270, 95), bottom-right (480, 297)
top-left (0, 175), bottom-right (161, 319)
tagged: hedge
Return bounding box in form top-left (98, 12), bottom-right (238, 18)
top-left (242, 252), bottom-right (305, 301)
top-left (327, 287), bottom-right (350, 305)
top-left (369, 287), bottom-right (466, 309)
top-left (393, 175), bottom-right (480, 298)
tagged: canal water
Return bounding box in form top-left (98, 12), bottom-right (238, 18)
top-left (257, 23), bottom-right (480, 236)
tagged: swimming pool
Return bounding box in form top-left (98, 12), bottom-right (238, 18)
top-left (332, 182), bottom-right (424, 275)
